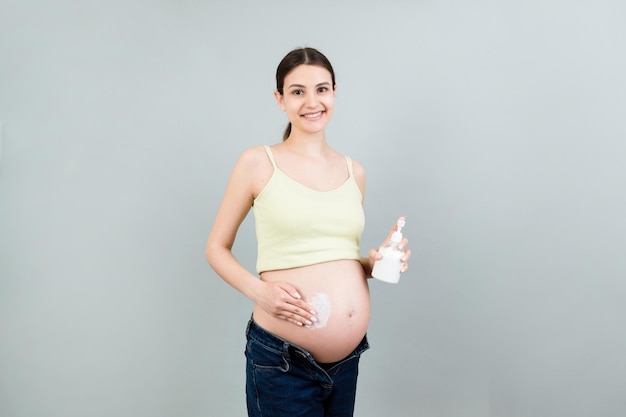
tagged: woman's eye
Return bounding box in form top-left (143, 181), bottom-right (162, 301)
top-left (292, 89), bottom-right (303, 96)
top-left (318, 87), bottom-right (328, 93)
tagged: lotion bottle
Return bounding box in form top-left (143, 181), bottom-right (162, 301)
top-left (371, 218), bottom-right (406, 283)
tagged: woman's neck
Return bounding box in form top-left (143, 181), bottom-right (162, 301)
top-left (283, 131), bottom-right (330, 157)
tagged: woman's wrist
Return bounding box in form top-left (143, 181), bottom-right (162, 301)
top-left (245, 275), bottom-right (266, 304)
top-left (360, 256), bottom-right (373, 279)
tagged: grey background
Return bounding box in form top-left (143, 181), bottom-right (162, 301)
top-left (1, 1), bottom-right (625, 416)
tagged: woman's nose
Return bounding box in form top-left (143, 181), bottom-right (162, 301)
top-left (305, 92), bottom-right (317, 107)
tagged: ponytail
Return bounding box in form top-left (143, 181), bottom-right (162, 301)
top-left (282, 122), bottom-right (292, 141)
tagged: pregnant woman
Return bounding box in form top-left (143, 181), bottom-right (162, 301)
top-left (205, 47), bottom-right (410, 417)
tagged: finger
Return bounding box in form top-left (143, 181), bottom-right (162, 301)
top-left (368, 248), bottom-right (381, 260)
top-left (282, 310), bottom-right (313, 327)
top-left (283, 315), bottom-right (306, 327)
top-left (295, 300), bottom-right (317, 317)
top-left (277, 297), bottom-right (316, 321)
top-left (288, 300), bottom-right (318, 326)
top-left (277, 283), bottom-right (302, 300)
top-left (288, 302), bottom-right (316, 319)
top-left (277, 284), bottom-right (317, 323)
top-left (400, 249), bottom-right (411, 272)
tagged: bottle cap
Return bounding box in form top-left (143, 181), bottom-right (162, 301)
top-left (390, 218), bottom-right (405, 243)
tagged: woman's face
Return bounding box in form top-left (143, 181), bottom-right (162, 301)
top-left (275, 64), bottom-right (336, 137)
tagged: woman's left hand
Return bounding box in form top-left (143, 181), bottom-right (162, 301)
top-left (367, 216), bottom-right (411, 274)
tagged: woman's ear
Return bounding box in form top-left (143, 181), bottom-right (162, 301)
top-left (274, 90), bottom-right (285, 111)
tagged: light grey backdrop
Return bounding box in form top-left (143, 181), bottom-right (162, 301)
top-left (1, 1), bottom-right (625, 416)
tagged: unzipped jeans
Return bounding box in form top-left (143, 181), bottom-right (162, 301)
top-left (245, 318), bottom-right (369, 417)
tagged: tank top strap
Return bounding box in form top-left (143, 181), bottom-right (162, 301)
top-left (345, 155), bottom-right (354, 178)
top-left (263, 145), bottom-right (277, 169)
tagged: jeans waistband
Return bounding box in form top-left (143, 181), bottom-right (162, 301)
top-left (246, 318), bottom-right (309, 355)
top-left (245, 317), bottom-right (370, 362)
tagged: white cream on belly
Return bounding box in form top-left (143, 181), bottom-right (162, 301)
top-left (306, 292), bottom-right (331, 329)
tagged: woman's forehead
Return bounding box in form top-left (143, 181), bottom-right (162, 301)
top-left (285, 64), bottom-right (333, 86)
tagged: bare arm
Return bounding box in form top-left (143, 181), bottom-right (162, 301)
top-left (205, 148), bottom-right (262, 298)
top-left (205, 147), bottom-right (316, 326)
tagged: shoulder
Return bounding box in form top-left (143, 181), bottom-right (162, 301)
top-left (232, 145), bottom-right (274, 197)
top-left (349, 157), bottom-right (366, 182)
top-left (237, 145), bottom-right (268, 166)
top-left (348, 157), bottom-right (366, 199)
top-left (232, 145), bottom-right (272, 174)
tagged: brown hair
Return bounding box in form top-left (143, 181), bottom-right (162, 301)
top-left (275, 47), bottom-right (336, 141)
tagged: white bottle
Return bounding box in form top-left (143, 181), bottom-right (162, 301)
top-left (371, 218), bottom-right (406, 284)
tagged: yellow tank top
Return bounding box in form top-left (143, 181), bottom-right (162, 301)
top-left (253, 145), bottom-right (365, 273)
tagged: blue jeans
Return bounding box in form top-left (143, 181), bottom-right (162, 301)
top-left (245, 318), bottom-right (370, 417)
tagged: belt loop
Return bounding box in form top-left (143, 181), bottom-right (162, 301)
top-left (282, 342), bottom-right (291, 361)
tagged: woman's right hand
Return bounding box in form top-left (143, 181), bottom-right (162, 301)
top-left (255, 281), bottom-right (318, 327)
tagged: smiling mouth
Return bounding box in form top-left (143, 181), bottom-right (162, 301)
top-left (302, 111), bottom-right (324, 120)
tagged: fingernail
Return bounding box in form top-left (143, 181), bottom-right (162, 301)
top-left (310, 310), bottom-right (317, 315)
top-left (310, 316), bottom-right (318, 322)
top-left (296, 321), bottom-right (303, 326)
top-left (305, 320), bottom-right (312, 326)
top-left (294, 291), bottom-right (301, 299)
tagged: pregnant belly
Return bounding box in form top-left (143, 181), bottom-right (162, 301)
top-left (253, 260), bottom-right (371, 363)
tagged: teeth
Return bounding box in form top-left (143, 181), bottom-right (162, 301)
top-left (303, 112), bottom-right (322, 118)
